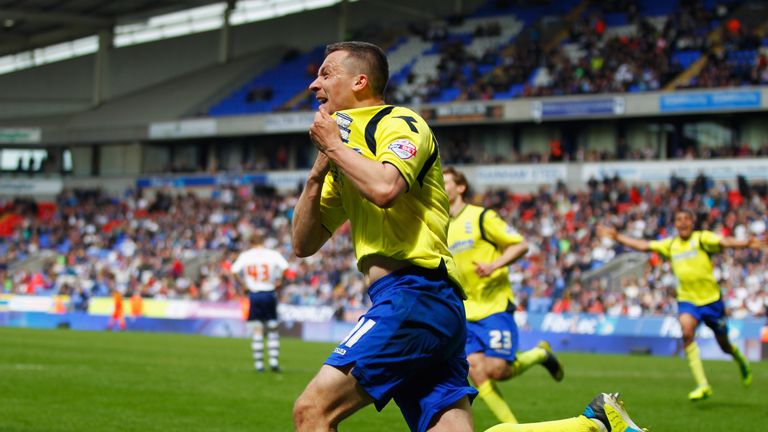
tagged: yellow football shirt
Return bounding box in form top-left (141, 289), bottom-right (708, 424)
top-left (648, 230), bottom-right (723, 306)
top-left (318, 105), bottom-right (463, 293)
top-left (448, 204), bottom-right (524, 321)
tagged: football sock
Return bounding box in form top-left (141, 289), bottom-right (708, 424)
top-left (684, 342), bottom-right (708, 387)
top-left (730, 345), bottom-right (751, 383)
top-left (251, 325), bottom-right (264, 370)
top-left (485, 415), bottom-right (600, 432)
top-left (478, 380), bottom-right (517, 424)
top-left (509, 347), bottom-right (547, 377)
top-left (731, 345), bottom-right (747, 367)
top-left (266, 320), bottom-right (280, 369)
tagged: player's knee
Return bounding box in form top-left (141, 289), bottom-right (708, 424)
top-left (293, 395), bottom-right (322, 430)
top-left (468, 358), bottom-right (483, 373)
top-left (485, 361), bottom-right (511, 381)
top-left (488, 367), bottom-right (512, 381)
top-left (681, 332), bottom-right (695, 344)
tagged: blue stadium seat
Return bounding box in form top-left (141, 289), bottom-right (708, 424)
top-left (604, 13), bottom-right (628, 27)
top-left (209, 46), bottom-right (325, 116)
top-left (672, 50), bottom-right (702, 69)
top-left (431, 87), bottom-right (461, 103)
top-left (727, 50), bottom-right (757, 67)
top-left (493, 83), bottom-right (524, 100)
top-left (639, 0), bottom-right (678, 16)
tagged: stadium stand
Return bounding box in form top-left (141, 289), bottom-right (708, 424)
top-left (2, 170), bottom-right (765, 320)
top-left (201, 0), bottom-right (768, 112)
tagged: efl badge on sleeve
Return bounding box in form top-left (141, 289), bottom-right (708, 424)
top-left (388, 139), bottom-right (417, 160)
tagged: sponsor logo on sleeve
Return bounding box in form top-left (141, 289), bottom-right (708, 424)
top-left (388, 139), bottom-right (417, 160)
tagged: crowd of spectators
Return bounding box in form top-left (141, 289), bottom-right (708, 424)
top-left (385, 0), bottom-right (763, 105)
top-left (689, 9), bottom-right (768, 88)
top-left (388, 19), bottom-right (507, 105)
top-left (501, 173), bottom-right (767, 319)
top-left (1, 171), bottom-right (766, 320)
top-left (214, 0), bottom-right (765, 113)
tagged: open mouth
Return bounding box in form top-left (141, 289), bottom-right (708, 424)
top-left (317, 97), bottom-right (328, 105)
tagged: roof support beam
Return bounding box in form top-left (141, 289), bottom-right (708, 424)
top-left (0, 8), bottom-right (112, 27)
top-left (0, 27), bottom-right (96, 57)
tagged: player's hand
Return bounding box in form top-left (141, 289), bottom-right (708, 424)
top-left (473, 261), bottom-right (496, 277)
top-left (596, 224), bottom-right (618, 240)
top-left (309, 104), bottom-right (341, 153)
top-left (747, 236), bottom-right (768, 250)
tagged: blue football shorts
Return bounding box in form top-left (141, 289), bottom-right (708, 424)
top-left (325, 264), bottom-right (477, 432)
top-left (465, 309), bottom-right (519, 361)
top-left (247, 291), bottom-right (277, 322)
top-left (678, 298), bottom-right (728, 336)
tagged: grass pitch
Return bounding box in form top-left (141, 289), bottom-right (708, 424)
top-left (0, 327), bottom-right (766, 431)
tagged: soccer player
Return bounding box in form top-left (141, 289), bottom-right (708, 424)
top-left (291, 41), bottom-right (476, 432)
top-left (107, 288), bottom-right (126, 331)
top-left (444, 167), bottom-right (563, 424)
top-left (597, 209), bottom-right (764, 401)
top-left (290, 40), bottom-right (648, 432)
top-left (231, 231), bottom-right (289, 372)
top-left (129, 290), bottom-right (143, 322)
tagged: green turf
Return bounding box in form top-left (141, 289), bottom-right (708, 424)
top-left (0, 327), bottom-right (766, 431)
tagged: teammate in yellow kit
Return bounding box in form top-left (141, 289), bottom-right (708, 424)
top-left (444, 167), bottom-right (563, 424)
top-left (598, 209), bottom-right (765, 401)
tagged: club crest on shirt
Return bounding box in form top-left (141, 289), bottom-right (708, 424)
top-left (336, 112), bottom-right (353, 143)
top-left (388, 139), bottom-right (417, 160)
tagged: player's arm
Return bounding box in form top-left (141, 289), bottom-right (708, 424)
top-left (292, 153), bottom-right (333, 257)
top-left (274, 271), bottom-right (290, 301)
top-left (719, 236), bottom-right (767, 250)
top-left (228, 258), bottom-right (246, 296)
top-left (232, 272), bottom-right (246, 297)
top-left (597, 224), bottom-right (651, 252)
top-left (475, 240), bottom-right (529, 278)
top-left (274, 257), bottom-right (290, 293)
top-left (474, 211), bottom-right (530, 277)
top-left (309, 107), bottom-right (406, 208)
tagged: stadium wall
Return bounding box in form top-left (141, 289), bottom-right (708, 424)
top-left (1, 294), bottom-right (765, 361)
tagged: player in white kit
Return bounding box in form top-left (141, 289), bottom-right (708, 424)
top-left (231, 231), bottom-right (289, 372)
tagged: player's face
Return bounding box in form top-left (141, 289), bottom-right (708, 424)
top-left (674, 212), bottom-right (694, 238)
top-left (309, 50), bottom-right (357, 114)
top-left (443, 173), bottom-right (461, 204)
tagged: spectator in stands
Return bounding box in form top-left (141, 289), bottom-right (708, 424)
top-left (2, 172), bottom-right (766, 324)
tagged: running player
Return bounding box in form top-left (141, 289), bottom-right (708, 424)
top-left (598, 209), bottom-right (764, 401)
top-left (444, 167), bottom-right (563, 424)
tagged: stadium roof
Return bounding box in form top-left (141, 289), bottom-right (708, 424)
top-left (0, 0), bottom-right (225, 57)
top-left (0, 0), bottom-right (455, 75)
